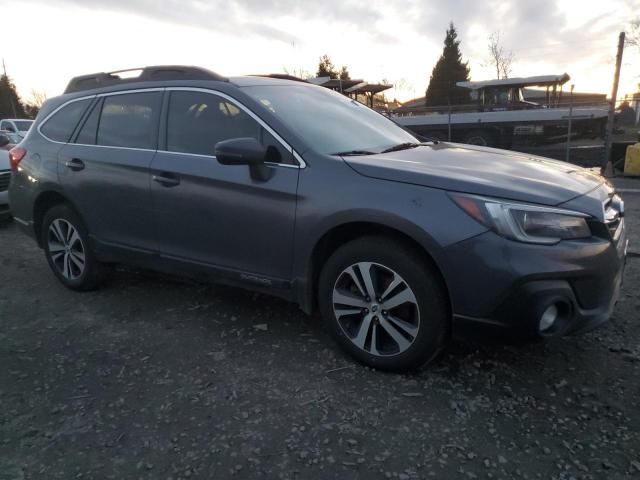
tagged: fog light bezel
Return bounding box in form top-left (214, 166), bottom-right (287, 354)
top-left (539, 304), bottom-right (559, 332)
top-left (538, 300), bottom-right (573, 336)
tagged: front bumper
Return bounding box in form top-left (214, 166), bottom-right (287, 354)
top-left (446, 221), bottom-right (628, 341)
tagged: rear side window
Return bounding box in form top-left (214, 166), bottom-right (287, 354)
top-left (97, 92), bottom-right (162, 149)
top-left (40, 98), bottom-right (92, 142)
top-left (166, 90), bottom-right (290, 163)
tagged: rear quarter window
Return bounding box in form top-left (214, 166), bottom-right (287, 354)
top-left (40, 98), bottom-right (92, 143)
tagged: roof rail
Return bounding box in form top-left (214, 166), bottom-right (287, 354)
top-left (63, 65), bottom-right (228, 94)
top-left (252, 74), bottom-right (309, 83)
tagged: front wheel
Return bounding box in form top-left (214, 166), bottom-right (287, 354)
top-left (318, 236), bottom-right (449, 371)
top-left (42, 203), bottom-right (105, 291)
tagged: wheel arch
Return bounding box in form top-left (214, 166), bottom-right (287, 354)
top-left (33, 189), bottom-right (78, 247)
top-left (299, 219), bottom-right (452, 317)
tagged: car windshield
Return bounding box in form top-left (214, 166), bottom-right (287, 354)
top-left (14, 120), bottom-right (33, 132)
top-left (242, 85), bottom-right (418, 155)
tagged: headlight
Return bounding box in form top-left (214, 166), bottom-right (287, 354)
top-left (451, 194), bottom-right (591, 245)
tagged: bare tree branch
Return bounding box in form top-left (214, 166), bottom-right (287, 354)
top-left (626, 17), bottom-right (639, 49)
top-left (282, 66), bottom-right (312, 79)
top-left (29, 89), bottom-right (48, 108)
top-left (487, 31), bottom-right (515, 79)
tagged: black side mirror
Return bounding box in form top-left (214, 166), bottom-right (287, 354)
top-left (215, 137), bottom-right (267, 166)
top-left (4, 126), bottom-right (15, 133)
top-left (0, 134), bottom-right (10, 148)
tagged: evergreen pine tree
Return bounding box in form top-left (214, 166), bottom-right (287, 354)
top-left (316, 55), bottom-right (352, 81)
top-left (425, 23), bottom-right (471, 106)
top-left (0, 73), bottom-right (26, 119)
top-left (317, 55), bottom-right (338, 79)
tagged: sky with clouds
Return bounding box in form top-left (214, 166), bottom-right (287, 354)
top-left (1, 0), bottom-right (639, 103)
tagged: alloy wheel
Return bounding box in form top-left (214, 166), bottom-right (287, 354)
top-left (332, 262), bottom-right (420, 356)
top-left (47, 219), bottom-right (86, 280)
top-left (465, 135), bottom-right (488, 146)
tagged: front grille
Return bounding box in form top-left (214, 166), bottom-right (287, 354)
top-left (0, 170), bottom-right (10, 192)
top-left (603, 195), bottom-right (624, 241)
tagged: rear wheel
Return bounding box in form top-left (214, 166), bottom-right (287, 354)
top-left (42, 204), bottom-right (104, 291)
top-left (422, 131), bottom-right (447, 142)
top-left (318, 236), bottom-right (449, 371)
top-left (463, 129), bottom-right (496, 147)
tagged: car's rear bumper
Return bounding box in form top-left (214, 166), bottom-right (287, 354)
top-left (445, 223), bottom-right (628, 341)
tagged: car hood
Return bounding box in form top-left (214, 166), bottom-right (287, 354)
top-left (343, 143), bottom-right (604, 206)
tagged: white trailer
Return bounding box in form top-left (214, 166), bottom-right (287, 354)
top-left (393, 74), bottom-right (608, 148)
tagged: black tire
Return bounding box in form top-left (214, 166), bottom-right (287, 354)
top-left (462, 129), bottom-right (496, 147)
top-left (41, 203), bottom-right (104, 291)
top-left (318, 236), bottom-right (449, 371)
top-left (423, 131), bottom-right (447, 142)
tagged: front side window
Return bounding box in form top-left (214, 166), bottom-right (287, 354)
top-left (40, 98), bottom-right (92, 142)
top-left (97, 92), bottom-right (162, 149)
top-left (242, 85), bottom-right (419, 155)
top-left (166, 90), bottom-right (289, 163)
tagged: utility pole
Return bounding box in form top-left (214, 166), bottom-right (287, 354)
top-left (565, 84), bottom-right (575, 163)
top-left (2, 58), bottom-right (18, 117)
top-left (602, 32), bottom-right (625, 175)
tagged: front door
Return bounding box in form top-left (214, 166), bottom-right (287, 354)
top-left (150, 89), bottom-right (299, 280)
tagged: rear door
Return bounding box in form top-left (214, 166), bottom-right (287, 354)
top-left (58, 90), bottom-right (162, 252)
top-left (150, 88), bottom-right (300, 280)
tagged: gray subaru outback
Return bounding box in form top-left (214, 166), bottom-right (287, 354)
top-left (8, 66), bottom-right (628, 371)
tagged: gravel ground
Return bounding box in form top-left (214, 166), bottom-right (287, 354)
top-left (1, 181), bottom-right (639, 480)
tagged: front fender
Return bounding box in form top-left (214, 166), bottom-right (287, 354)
top-left (288, 152), bottom-right (489, 313)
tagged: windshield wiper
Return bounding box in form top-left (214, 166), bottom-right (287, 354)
top-left (380, 142), bottom-right (421, 153)
top-left (332, 150), bottom-right (377, 156)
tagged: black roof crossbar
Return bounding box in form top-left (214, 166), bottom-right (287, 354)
top-left (63, 65), bottom-right (228, 94)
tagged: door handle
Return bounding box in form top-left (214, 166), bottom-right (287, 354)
top-left (152, 174), bottom-right (180, 187)
top-left (65, 158), bottom-right (85, 171)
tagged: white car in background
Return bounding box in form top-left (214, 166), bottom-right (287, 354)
top-left (0, 148), bottom-right (9, 221)
top-left (0, 118), bottom-right (34, 139)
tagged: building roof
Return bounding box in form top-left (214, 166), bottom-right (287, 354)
top-left (401, 96), bottom-right (426, 109)
top-left (307, 77), bottom-right (392, 95)
top-left (345, 82), bottom-right (392, 95)
top-left (457, 73), bottom-right (570, 90)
